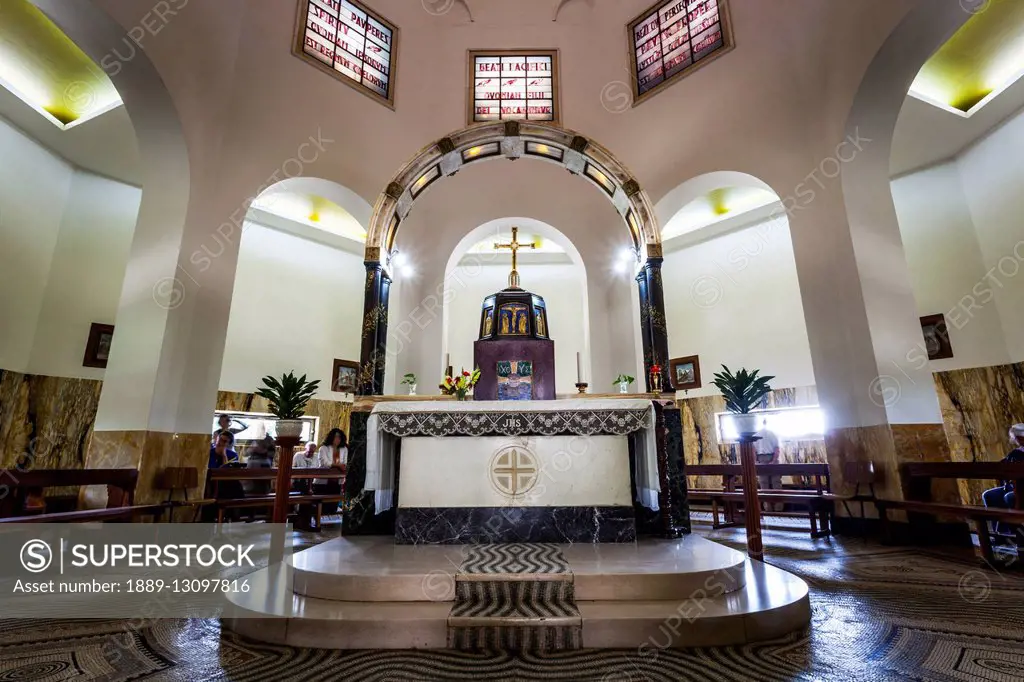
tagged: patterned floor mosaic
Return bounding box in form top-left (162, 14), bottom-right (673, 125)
top-left (1, 520), bottom-right (1023, 681)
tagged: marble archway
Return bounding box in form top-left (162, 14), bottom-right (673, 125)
top-left (357, 122), bottom-right (670, 394)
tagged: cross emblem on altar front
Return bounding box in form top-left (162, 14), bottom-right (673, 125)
top-left (490, 445), bottom-right (539, 497)
top-left (494, 226), bottom-right (536, 289)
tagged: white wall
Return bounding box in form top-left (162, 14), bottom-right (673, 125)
top-left (0, 118), bottom-right (72, 372)
top-left (891, 162), bottom-right (1010, 370)
top-left (956, 110), bottom-right (1024, 363)
top-left (661, 217), bottom-right (815, 397)
top-left (219, 222), bottom-right (365, 398)
top-left (441, 259), bottom-right (587, 395)
top-left (28, 171), bottom-right (141, 378)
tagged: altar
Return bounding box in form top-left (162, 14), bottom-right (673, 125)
top-left (362, 399), bottom-right (661, 544)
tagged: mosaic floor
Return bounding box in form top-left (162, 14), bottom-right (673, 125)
top-left (2, 516), bottom-right (1023, 681)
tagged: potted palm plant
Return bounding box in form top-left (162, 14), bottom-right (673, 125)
top-left (255, 371), bottom-right (320, 438)
top-left (613, 373), bottom-right (635, 394)
top-left (710, 365), bottom-right (775, 435)
top-left (401, 372), bottom-right (418, 396)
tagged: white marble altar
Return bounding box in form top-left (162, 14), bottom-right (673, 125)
top-left (362, 399), bottom-right (658, 543)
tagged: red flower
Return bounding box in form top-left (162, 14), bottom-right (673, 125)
top-left (462, 370), bottom-right (470, 377)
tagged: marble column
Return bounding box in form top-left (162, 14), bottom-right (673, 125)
top-left (636, 257), bottom-right (673, 393)
top-left (788, 172), bottom-right (952, 506)
top-left (635, 268), bottom-right (655, 392)
top-left (359, 255), bottom-right (392, 396)
top-left (82, 167), bottom-right (254, 507)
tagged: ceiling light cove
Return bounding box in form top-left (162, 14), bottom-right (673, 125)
top-left (908, 0), bottom-right (1024, 117)
top-left (0, 0), bottom-right (123, 130)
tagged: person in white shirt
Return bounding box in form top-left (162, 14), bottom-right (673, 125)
top-left (315, 429), bottom-right (348, 515)
top-left (291, 441), bottom-right (319, 529)
top-left (293, 441), bottom-right (318, 469)
top-left (754, 419), bottom-right (782, 511)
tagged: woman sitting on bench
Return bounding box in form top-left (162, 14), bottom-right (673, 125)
top-left (981, 423), bottom-right (1024, 536)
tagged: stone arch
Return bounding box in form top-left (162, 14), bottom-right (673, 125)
top-left (365, 122), bottom-right (662, 271)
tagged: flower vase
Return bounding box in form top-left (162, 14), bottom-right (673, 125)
top-left (407, 383), bottom-right (417, 396)
top-left (618, 381), bottom-right (629, 394)
top-left (455, 389), bottom-right (468, 401)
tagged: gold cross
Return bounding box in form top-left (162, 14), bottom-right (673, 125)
top-left (494, 227), bottom-right (536, 289)
top-left (493, 448), bottom-right (537, 496)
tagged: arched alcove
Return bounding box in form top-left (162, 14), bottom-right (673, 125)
top-left (437, 218), bottom-right (591, 395)
top-left (654, 172), bottom-right (814, 395)
top-left (219, 177), bottom-right (371, 397)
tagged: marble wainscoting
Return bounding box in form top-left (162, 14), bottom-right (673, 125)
top-left (824, 423), bottom-right (957, 508)
top-left (83, 431), bottom-right (211, 507)
top-left (934, 362), bottom-right (1024, 504)
top-left (677, 386), bottom-right (826, 490)
top-left (0, 370), bottom-right (102, 471)
top-left (395, 506), bottom-right (636, 544)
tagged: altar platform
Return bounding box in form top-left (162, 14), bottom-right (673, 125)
top-left (224, 536), bottom-right (810, 650)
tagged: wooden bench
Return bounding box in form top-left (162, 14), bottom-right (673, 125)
top-left (0, 468), bottom-right (161, 522)
top-left (875, 461), bottom-right (1024, 565)
top-left (688, 463), bottom-right (834, 537)
top-left (206, 468), bottom-right (345, 527)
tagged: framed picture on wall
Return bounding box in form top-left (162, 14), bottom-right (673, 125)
top-left (920, 314), bottom-right (953, 360)
top-left (670, 355), bottom-right (702, 390)
top-left (83, 323), bottom-right (115, 368)
top-left (331, 359), bottom-right (360, 393)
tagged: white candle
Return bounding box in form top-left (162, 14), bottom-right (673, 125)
top-left (445, 353), bottom-right (450, 372)
top-left (576, 352), bottom-right (582, 383)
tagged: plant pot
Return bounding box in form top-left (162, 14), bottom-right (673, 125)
top-left (275, 419), bottom-right (304, 439)
top-left (407, 383), bottom-right (417, 396)
top-left (618, 381), bottom-right (629, 394)
top-left (733, 413), bottom-right (759, 437)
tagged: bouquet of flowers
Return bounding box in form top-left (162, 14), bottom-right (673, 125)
top-left (440, 368), bottom-right (481, 400)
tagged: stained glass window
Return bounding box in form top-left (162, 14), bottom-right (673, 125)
top-left (630, 0), bottom-right (730, 104)
top-left (470, 51), bottom-right (558, 124)
top-left (296, 0), bottom-right (398, 107)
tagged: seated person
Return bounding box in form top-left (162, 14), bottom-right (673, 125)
top-left (981, 423), bottom-right (1024, 535)
top-left (209, 432), bottom-right (238, 470)
top-left (243, 435), bottom-right (276, 496)
top-left (292, 441), bottom-right (319, 530)
top-left (204, 433), bottom-right (242, 519)
top-left (315, 429), bottom-right (348, 516)
top-left (292, 441), bottom-right (318, 493)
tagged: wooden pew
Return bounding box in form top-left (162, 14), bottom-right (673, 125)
top-left (875, 461), bottom-right (1024, 565)
top-left (687, 463), bottom-right (834, 537)
top-left (206, 468), bottom-right (345, 527)
top-left (0, 468), bottom-right (162, 522)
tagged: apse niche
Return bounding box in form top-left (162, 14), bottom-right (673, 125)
top-left (440, 218), bottom-right (590, 396)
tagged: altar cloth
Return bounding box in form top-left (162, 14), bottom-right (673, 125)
top-left (363, 399), bottom-right (659, 513)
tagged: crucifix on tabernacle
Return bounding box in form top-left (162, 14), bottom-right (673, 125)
top-left (494, 226), bottom-right (536, 289)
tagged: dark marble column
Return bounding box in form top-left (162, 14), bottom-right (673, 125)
top-left (635, 269), bottom-right (654, 390)
top-left (639, 257), bottom-right (674, 392)
top-left (359, 261), bottom-right (392, 396)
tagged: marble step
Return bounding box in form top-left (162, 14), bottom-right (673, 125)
top-left (447, 623), bottom-right (582, 651)
top-left (224, 559), bottom-right (809, 649)
top-left (289, 536), bottom-right (748, 601)
top-left (449, 580), bottom-right (581, 627)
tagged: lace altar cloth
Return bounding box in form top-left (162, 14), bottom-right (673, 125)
top-left (363, 399), bottom-right (659, 512)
